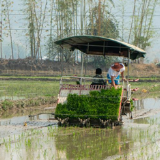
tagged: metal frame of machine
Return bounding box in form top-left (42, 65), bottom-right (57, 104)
top-left (54, 35), bottom-right (146, 127)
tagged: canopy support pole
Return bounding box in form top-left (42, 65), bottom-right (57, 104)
top-left (81, 52), bottom-right (84, 79)
top-left (127, 49), bottom-right (130, 78)
top-left (60, 47), bottom-right (63, 77)
top-left (103, 41), bottom-right (105, 58)
top-left (87, 43), bottom-right (89, 53)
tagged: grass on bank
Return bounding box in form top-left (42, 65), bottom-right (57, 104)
top-left (130, 82), bottom-right (160, 98)
top-left (0, 80), bottom-right (60, 98)
top-left (0, 80), bottom-right (159, 99)
top-left (0, 80), bottom-right (59, 112)
top-left (131, 82), bottom-right (160, 93)
top-left (0, 78), bottom-right (159, 112)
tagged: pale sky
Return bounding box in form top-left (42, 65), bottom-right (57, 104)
top-left (0, 0), bottom-right (160, 62)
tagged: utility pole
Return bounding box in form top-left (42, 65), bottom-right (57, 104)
top-left (0, 0), bottom-right (2, 59)
top-left (98, 0), bottom-right (101, 35)
top-left (80, 0), bottom-right (84, 77)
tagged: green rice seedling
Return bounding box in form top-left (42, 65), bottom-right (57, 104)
top-left (2, 100), bottom-right (13, 110)
top-left (55, 87), bottom-right (122, 121)
top-left (3, 80), bottom-right (59, 98)
top-left (43, 149), bottom-right (47, 159)
top-left (25, 138), bottom-right (32, 149)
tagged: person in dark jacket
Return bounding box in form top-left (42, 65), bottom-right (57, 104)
top-left (91, 68), bottom-right (105, 85)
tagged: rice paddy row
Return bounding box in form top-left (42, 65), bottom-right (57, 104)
top-left (1, 118), bottom-right (160, 160)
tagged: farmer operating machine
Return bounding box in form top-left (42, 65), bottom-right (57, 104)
top-left (54, 36), bottom-right (146, 128)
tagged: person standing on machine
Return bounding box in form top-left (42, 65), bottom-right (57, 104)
top-left (107, 62), bottom-right (126, 88)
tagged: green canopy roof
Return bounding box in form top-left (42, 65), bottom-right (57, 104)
top-left (54, 35), bottom-right (146, 60)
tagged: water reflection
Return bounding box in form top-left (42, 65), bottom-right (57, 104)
top-left (0, 98), bottom-right (160, 159)
top-left (134, 99), bottom-right (144, 110)
top-left (1, 125), bottom-right (160, 160)
top-left (54, 127), bottom-right (131, 160)
top-left (0, 127), bottom-right (132, 160)
top-left (134, 98), bottom-right (160, 110)
top-left (134, 98), bottom-right (160, 124)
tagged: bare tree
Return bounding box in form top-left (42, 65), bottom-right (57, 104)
top-left (127, 0), bottom-right (157, 63)
top-left (131, 0), bottom-right (157, 49)
top-left (3, 0), bottom-right (14, 59)
top-left (23, 0), bottom-right (48, 58)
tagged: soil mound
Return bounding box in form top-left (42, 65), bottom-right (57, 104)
top-left (0, 58), bottom-right (79, 71)
top-left (0, 58), bottom-right (102, 73)
top-left (129, 63), bottom-right (160, 77)
top-left (0, 58), bottom-right (159, 77)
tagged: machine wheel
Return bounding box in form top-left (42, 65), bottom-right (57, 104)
top-left (111, 122), bottom-right (115, 129)
top-left (130, 112), bottom-right (133, 119)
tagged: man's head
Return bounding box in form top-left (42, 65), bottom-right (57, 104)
top-left (96, 68), bottom-right (102, 74)
top-left (111, 62), bottom-right (123, 72)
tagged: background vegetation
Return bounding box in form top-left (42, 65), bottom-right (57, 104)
top-left (0, 0), bottom-right (158, 66)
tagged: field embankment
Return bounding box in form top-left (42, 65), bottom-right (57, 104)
top-left (0, 59), bottom-right (159, 115)
top-left (0, 59), bottom-right (159, 78)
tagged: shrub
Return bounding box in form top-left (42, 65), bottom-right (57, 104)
top-left (157, 63), bottom-right (160, 68)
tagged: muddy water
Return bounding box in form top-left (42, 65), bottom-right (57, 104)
top-left (133, 98), bottom-right (160, 120)
top-left (0, 113), bottom-right (56, 139)
top-left (0, 113), bottom-right (53, 126)
top-left (0, 103), bottom-right (56, 119)
top-left (0, 98), bottom-right (160, 160)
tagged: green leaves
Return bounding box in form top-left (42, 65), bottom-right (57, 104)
top-left (55, 87), bottom-right (122, 120)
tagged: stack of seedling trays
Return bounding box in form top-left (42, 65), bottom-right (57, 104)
top-left (55, 87), bottom-right (123, 128)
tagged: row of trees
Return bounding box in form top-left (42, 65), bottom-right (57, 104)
top-left (0, 0), bottom-right (158, 65)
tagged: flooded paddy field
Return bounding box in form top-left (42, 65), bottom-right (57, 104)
top-left (0, 80), bottom-right (159, 159)
top-left (0, 98), bottom-right (160, 160)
